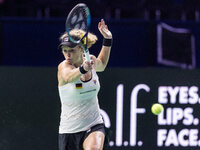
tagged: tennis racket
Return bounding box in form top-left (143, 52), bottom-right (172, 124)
top-left (65, 3), bottom-right (91, 61)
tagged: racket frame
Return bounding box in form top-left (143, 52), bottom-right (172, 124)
top-left (65, 3), bottom-right (91, 61)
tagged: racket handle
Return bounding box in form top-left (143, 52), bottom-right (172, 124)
top-left (84, 50), bottom-right (90, 62)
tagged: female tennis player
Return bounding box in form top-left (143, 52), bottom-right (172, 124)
top-left (57, 19), bottom-right (112, 150)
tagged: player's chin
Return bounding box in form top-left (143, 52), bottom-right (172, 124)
top-left (66, 59), bottom-right (72, 64)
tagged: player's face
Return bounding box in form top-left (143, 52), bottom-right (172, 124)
top-left (62, 46), bottom-right (83, 65)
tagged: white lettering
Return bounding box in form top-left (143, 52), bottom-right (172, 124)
top-left (130, 84), bottom-right (150, 146)
top-left (165, 129), bottom-right (179, 146)
top-left (189, 86), bottom-right (199, 104)
top-left (183, 107), bottom-right (193, 125)
top-left (158, 86), bottom-right (168, 104)
top-left (189, 129), bottom-right (198, 146)
top-left (168, 86), bottom-right (179, 104)
top-left (116, 84), bottom-right (124, 146)
top-left (157, 129), bottom-right (167, 146)
top-left (172, 108), bottom-right (183, 125)
top-left (179, 86), bottom-right (189, 104)
top-left (178, 129), bottom-right (189, 147)
top-left (157, 129), bottom-right (199, 147)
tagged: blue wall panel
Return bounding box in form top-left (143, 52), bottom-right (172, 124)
top-left (0, 18), bottom-right (200, 68)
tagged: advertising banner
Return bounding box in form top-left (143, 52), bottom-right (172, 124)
top-left (98, 68), bottom-right (200, 150)
top-left (0, 67), bottom-right (199, 150)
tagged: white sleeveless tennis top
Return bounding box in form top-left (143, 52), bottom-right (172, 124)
top-left (58, 69), bottom-right (103, 133)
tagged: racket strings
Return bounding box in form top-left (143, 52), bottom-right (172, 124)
top-left (66, 4), bottom-right (90, 44)
top-left (69, 8), bottom-right (87, 31)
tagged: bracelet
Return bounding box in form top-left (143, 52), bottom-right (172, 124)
top-left (103, 38), bottom-right (113, 47)
top-left (79, 65), bottom-right (88, 74)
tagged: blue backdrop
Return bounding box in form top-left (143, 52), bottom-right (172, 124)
top-left (0, 18), bottom-right (200, 68)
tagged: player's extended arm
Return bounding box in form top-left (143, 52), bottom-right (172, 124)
top-left (58, 61), bottom-right (92, 84)
top-left (96, 19), bottom-right (113, 72)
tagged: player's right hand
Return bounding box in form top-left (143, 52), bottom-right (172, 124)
top-left (82, 60), bottom-right (94, 71)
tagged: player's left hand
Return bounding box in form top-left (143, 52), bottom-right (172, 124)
top-left (98, 19), bottom-right (112, 39)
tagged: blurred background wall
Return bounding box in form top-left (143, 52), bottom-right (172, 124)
top-left (0, 0), bottom-right (200, 68)
top-left (0, 0), bottom-right (200, 150)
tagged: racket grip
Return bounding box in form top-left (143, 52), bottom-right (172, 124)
top-left (84, 50), bottom-right (90, 62)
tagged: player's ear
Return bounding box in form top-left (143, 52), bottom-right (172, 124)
top-left (82, 53), bottom-right (85, 58)
top-left (82, 54), bottom-right (86, 62)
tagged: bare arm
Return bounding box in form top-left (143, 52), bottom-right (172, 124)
top-left (58, 61), bottom-right (92, 86)
top-left (96, 19), bottom-right (113, 72)
top-left (58, 62), bottom-right (81, 86)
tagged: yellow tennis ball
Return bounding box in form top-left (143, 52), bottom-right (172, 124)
top-left (151, 103), bottom-right (164, 115)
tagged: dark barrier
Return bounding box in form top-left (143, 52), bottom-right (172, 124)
top-left (0, 21), bottom-right (2, 63)
top-left (0, 67), bottom-right (200, 150)
top-left (0, 67), bottom-right (60, 150)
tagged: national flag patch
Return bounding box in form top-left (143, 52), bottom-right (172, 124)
top-left (75, 83), bottom-right (82, 89)
top-left (93, 80), bottom-right (97, 85)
